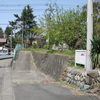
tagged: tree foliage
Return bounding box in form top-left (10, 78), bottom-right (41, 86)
top-left (83, 2), bottom-right (100, 37)
top-left (38, 4), bottom-right (86, 49)
top-left (5, 26), bottom-right (12, 39)
top-left (0, 27), bottom-right (4, 38)
top-left (91, 36), bottom-right (100, 69)
top-left (9, 5), bottom-right (37, 46)
top-left (93, 2), bottom-right (100, 36)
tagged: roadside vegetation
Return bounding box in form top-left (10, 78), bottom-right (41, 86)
top-left (22, 48), bottom-right (75, 56)
top-left (22, 47), bottom-right (85, 69)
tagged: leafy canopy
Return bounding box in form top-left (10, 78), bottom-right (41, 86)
top-left (9, 5), bottom-right (37, 45)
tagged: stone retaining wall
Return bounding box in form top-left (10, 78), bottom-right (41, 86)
top-left (32, 51), bottom-right (100, 90)
top-left (63, 67), bottom-right (100, 90)
top-left (32, 51), bottom-right (70, 79)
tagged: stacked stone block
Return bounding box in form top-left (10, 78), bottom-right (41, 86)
top-left (63, 67), bottom-right (100, 90)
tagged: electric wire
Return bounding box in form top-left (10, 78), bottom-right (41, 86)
top-left (0, 3), bottom-right (86, 27)
top-left (0, 4), bottom-right (80, 7)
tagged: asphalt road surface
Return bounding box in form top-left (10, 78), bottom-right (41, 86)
top-left (0, 51), bottom-right (100, 100)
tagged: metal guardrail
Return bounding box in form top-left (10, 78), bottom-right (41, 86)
top-left (0, 44), bottom-right (22, 60)
top-left (13, 44), bottom-right (22, 60)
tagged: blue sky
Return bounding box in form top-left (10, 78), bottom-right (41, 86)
top-left (0, 0), bottom-right (87, 31)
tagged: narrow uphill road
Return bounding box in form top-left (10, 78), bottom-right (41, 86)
top-left (11, 51), bottom-right (99, 100)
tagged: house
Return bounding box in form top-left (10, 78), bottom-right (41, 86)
top-left (0, 38), bottom-right (7, 46)
top-left (0, 38), bottom-right (10, 55)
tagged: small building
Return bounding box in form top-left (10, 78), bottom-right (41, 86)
top-left (0, 38), bottom-right (10, 55)
top-left (0, 47), bottom-right (9, 55)
top-left (0, 38), bottom-right (7, 46)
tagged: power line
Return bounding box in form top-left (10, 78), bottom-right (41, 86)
top-left (0, 24), bottom-right (9, 25)
top-left (0, 4), bottom-right (81, 7)
top-left (0, 4), bottom-right (81, 12)
top-left (0, 9), bottom-right (46, 11)
top-left (0, 4), bottom-right (47, 7)
top-left (0, 10), bottom-right (46, 14)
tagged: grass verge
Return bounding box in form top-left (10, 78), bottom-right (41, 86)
top-left (21, 48), bottom-right (75, 56)
top-left (54, 79), bottom-right (78, 89)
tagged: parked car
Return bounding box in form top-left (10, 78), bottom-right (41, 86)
top-left (0, 47), bottom-right (9, 55)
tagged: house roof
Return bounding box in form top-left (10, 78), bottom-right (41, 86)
top-left (0, 38), bottom-right (7, 43)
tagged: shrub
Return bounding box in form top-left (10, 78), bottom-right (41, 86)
top-left (91, 36), bottom-right (100, 69)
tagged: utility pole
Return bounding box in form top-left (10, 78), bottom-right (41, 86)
top-left (86, 0), bottom-right (93, 71)
top-left (10, 30), bottom-right (13, 55)
top-left (22, 26), bottom-right (23, 48)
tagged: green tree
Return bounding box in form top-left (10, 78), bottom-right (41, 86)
top-left (5, 26), bottom-right (12, 39)
top-left (30, 25), bottom-right (44, 35)
top-left (83, 2), bottom-right (100, 37)
top-left (0, 27), bottom-right (4, 38)
top-left (9, 5), bottom-right (37, 46)
top-left (93, 2), bottom-right (100, 36)
top-left (39, 5), bottom-right (86, 49)
top-left (91, 36), bottom-right (100, 69)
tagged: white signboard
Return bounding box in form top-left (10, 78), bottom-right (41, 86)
top-left (75, 50), bottom-right (86, 68)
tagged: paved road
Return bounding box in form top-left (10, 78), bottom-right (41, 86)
top-left (0, 51), bottom-right (100, 100)
top-left (0, 55), bottom-right (13, 60)
top-left (0, 59), bottom-right (14, 100)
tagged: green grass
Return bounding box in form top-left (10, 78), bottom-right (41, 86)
top-left (59, 50), bottom-right (75, 55)
top-left (54, 79), bottom-right (61, 82)
top-left (22, 47), bottom-right (85, 69)
top-left (34, 48), bottom-right (49, 53)
top-left (75, 64), bottom-right (84, 69)
top-left (69, 59), bottom-right (85, 69)
top-left (21, 48), bottom-right (34, 51)
top-left (21, 47), bottom-right (75, 56)
top-left (54, 79), bottom-right (78, 89)
top-left (70, 64), bottom-right (85, 69)
top-left (69, 59), bottom-right (75, 66)
top-left (47, 49), bottom-right (75, 55)
top-left (65, 83), bottom-right (78, 88)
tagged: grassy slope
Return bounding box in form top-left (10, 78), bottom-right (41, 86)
top-left (21, 47), bottom-right (84, 69)
top-left (21, 48), bottom-right (75, 56)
